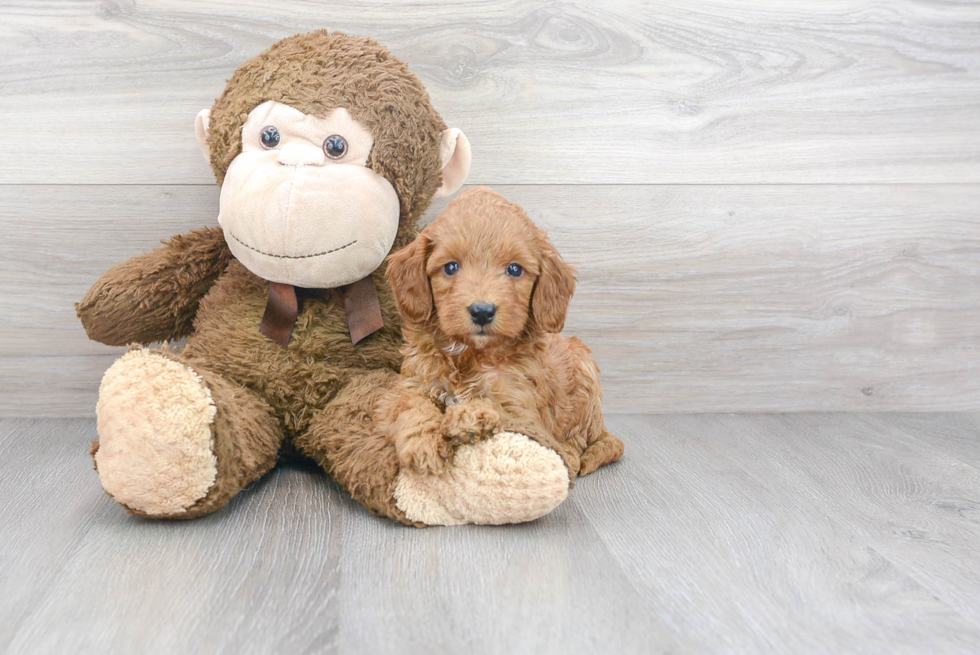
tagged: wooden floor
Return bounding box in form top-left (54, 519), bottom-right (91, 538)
top-left (2, 414), bottom-right (979, 654)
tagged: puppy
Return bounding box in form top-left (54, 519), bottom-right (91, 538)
top-left (376, 187), bottom-right (624, 479)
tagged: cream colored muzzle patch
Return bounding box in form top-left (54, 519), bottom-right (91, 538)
top-left (219, 161), bottom-right (400, 288)
top-left (95, 349), bottom-right (218, 516)
top-left (394, 431), bottom-right (570, 526)
top-left (217, 101), bottom-right (401, 289)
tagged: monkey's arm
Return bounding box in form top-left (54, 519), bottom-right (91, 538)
top-left (77, 227), bottom-right (232, 346)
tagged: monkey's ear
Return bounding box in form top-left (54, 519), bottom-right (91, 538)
top-left (195, 108), bottom-right (212, 161)
top-left (434, 128), bottom-right (471, 198)
top-left (386, 234), bottom-right (433, 324)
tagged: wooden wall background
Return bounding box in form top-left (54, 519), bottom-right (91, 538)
top-left (1, 0), bottom-right (978, 416)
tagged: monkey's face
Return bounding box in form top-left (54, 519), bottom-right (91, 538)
top-left (214, 101), bottom-right (400, 288)
top-left (197, 32), bottom-right (472, 288)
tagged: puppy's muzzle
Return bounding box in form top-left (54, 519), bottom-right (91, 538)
top-left (468, 302), bottom-right (496, 327)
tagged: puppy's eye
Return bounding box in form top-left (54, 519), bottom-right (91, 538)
top-left (443, 262), bottom-right (460, 276)
top-left (260, 126), bottom-right (281, 149)
top-left (506, 263), bottom-right (524, 278)
top-left (323, 135), bottom-right (348, 159)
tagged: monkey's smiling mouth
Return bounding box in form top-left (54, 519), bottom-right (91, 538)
top-left (229, 233), bottom-right (357, 260)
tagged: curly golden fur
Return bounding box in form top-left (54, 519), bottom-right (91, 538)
top-left (380, 187), bottom-right (624, 478)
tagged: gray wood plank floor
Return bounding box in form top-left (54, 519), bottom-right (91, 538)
top-left (2, 415), bottom-right (979, 655)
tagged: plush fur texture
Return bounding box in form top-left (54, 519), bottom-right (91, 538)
top-left (393, 431), bottom-right (570, 526)
top-left (78, 32), bottom-right (446, 523)
top-left (91, 345), bottom-right (287, 519)
top-left (79, 32), bottom-right (580, 526)
top-left (206, 30), bottom-right (447, 244)
top-left (382, 187), bottom-right (625, 480)
top-left (77, 228), bottom-right (233, 346)
top-left (216, 101), bottom-right (402, 289)
top-left (95, 348), bottom-right (218, 515)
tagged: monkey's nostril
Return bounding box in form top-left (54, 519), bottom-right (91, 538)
top-left (468, 302), bottom-right (496, 326)
top-left (277, 144), bottom-right (326, 167)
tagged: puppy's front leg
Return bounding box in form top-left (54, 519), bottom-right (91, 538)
top-left (442, 398), bottom-right (500, 445)
top-left (378, 386), bottom-right (451, 475)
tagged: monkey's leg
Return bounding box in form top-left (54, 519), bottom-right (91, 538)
top-left (92, 348), bottom-right (283, 519)
top-left (295, 370), bottom-right (571, 527)
top-left (294, 370), bottom-right (410, 522)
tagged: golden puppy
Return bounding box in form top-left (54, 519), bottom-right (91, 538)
top-left (377, 187), bottom-right (624, 480)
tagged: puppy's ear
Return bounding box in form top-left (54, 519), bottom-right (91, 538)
top-left (531, 234), bottom-right (576, 333)
top-left (386, 234), bottom-right (433, 324)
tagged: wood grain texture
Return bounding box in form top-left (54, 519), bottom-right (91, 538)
top-left (635, 413), bottom-right (980, 630)
top-left (575, 414), bottom-right (980, 654)
top-left (0, 418), bottom-right (684, 655)
top-left (2, 183), bottom-right (977, 416)
top-left (2, 0), bottom-right (979, 415)
top-left (0, 0), bottom-right (978, 184)
top-left (3, 415), bottom-right (980, 654)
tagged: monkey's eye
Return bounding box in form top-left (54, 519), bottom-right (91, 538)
top-left (506, 263), bottom-right (524, 278)
top-left (260, 126), bottom-right (281, 149)
top-left (443, 262), bottom-right (460, 277)
top-left (323, 134), bottom-right (348, 159)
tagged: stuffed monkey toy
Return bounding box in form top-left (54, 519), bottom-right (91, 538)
top-left (77, 31), bottom-right (572, 525)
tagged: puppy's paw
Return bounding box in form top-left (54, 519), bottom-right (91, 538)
top-left (443, 402), bottom-right (500, 445)
top-left (397, 427), bottom-right (453, 476)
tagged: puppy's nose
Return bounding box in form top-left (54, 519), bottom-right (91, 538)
top-left (468, 302), bottom-right (497, 326)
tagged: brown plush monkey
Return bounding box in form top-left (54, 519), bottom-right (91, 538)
top-left (77, 31), bottom-right (571, 525)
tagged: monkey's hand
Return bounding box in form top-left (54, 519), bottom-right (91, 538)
top-left (77, 228), bottom-right (232, 346)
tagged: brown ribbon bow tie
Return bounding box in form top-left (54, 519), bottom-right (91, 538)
top-left (259, 276), bottom-right (384, 346)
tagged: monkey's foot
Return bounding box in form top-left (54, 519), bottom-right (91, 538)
top-left (94, 349), bottom-right (218, 516)
top-left (393, 431), bottom-right (569, 526)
